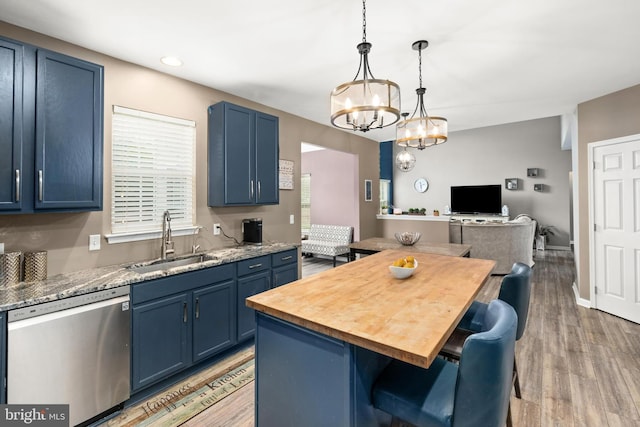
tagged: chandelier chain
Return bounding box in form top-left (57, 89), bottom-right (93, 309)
top-left (362, 0), bottom-right (367, 43)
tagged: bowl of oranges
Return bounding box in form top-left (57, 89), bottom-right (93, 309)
top-left (388, 255), bottom-right (418, 279)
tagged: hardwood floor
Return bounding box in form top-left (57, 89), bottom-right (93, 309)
top-left (184, 251), bottom-right (640, 426)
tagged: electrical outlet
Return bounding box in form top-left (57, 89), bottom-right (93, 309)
top-left (290, 214), bottom-right (295, 225)
top-left (89, 234), bottom-right (101, 251)
top-left (213, 223), bottom-right (221, 236)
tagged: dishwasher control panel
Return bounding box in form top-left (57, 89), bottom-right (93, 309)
top-left (8, 285), bottom-right (130, 322)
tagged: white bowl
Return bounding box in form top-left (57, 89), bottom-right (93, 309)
top-left (388, 260), bottom-right (418, 279)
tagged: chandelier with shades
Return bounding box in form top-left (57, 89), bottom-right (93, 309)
top-left (396, 40), bottom-right (447, 149)
top-left (330, 0), bottom-right (401, 132)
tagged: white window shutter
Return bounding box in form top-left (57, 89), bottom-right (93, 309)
top-left (112, 106), bottom-right (195, 235)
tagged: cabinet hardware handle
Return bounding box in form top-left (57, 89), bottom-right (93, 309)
top-left (195, 298), bottom-right (200, 319)
top-left (250, 180), bottom-right (254, 199)
top-left (249, 263), bottom-right (262, 269)
top-left (38, 170), bottom-right (43, 201)
top-left (281, 256), bottom-right (293, 261)
top-left (257, 181), bottom-right (261, 199)
top-left (183, 302), bottom-right (187, 323)
top-left (15, 170), bottom-right (20, 202)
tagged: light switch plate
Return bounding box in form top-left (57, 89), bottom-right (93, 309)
top-left (89, 234), bottom-right (101, 251)
top-left (290, 214), bottom-right (295, 225)
top-left (0, 243), bottom-right (4, 254)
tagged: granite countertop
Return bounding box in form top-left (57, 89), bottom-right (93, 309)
top-left (0, 242), bottom-right (297, 313)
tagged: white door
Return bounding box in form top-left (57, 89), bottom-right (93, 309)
top-left (591, 135), bottom-right (640, 323)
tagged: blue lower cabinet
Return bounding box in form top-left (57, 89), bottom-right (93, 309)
top-left (192, 280), bottom-right (236, 363)
top-left (131, 264), bottom-right (236, 392)
top-left (271, 249), bottom-right (298, 288)
top-left (237, 270), bottom-right (270, 341)
top-left (237, 255), bottom-right (271, 341)
top-left (130, 249), bottom-right (295, 393)
top-left (131, 293), bottom-right (190, 392)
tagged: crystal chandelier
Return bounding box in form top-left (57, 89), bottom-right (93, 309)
top-left (395, 147), bottom-right (416, 172)
top-left (396, 40), bottom-right (447, 149)
top-left (330, 0), bottom-right (401, 132)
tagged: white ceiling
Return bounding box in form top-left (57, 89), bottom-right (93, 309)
top-left (3, 0), bottom-right (640, 142)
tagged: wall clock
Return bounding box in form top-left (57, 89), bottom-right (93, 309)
top-left (414, 178), bottom-right (429, 193)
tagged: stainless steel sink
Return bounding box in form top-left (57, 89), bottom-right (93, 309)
top-left (129, 253), bottom-right (217, 274)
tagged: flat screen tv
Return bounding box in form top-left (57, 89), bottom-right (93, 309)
top-left (450, 185), bottom-right (502, 214)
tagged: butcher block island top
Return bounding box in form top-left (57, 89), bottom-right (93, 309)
top-left (246, 249), bottom-right (495, 369)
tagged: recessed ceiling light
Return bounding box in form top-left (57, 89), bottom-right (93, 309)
top-left (160, 56), bottom-right (182, 67)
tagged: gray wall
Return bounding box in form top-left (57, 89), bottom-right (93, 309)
top-left (392, 116), bottom-right (572, 247)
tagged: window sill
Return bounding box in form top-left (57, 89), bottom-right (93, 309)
top-left (105, 226), bottom-right (201, 244)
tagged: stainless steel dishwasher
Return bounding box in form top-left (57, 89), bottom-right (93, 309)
top-left (7, 286), bottom-right (131, 426)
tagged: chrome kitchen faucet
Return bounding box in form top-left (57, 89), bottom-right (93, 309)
top-left (161, 210), bottom-right (175, 260)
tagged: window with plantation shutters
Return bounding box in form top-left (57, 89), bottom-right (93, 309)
top-left (110, 106), bottom-right (196, 240)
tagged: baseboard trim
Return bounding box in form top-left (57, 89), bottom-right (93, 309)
top-left (546, 245), bottom-right (572, 251)
top-left (572, 281), bottom-right (592, 308)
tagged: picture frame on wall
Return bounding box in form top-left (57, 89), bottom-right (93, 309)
top-left (364, 179), bottom-right (372, 201)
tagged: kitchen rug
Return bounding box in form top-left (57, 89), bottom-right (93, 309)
top-left (104, 347), bottom-right (254, 427)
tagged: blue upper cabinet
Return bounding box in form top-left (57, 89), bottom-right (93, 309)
top-left (208, 101), bottom-right (279, 206)
top-left (0, 36), bottom-right (104, 214)
top-left (34, 49), bottom-right (103, 210)
top-left (0, 38), bottom-right (24, 211)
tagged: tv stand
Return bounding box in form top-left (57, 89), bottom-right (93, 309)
top-left (448, 214), bottom-right (509, 223)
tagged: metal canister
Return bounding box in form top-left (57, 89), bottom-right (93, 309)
top-left (0, 251), bottom-right (22, 286)
top-left (23, 251), bottom-right (48, 282)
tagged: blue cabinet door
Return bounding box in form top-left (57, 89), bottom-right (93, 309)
top-left (131, 293), bottom-right (190, 392)
top-left (255, 112), bottom-right (279, 204)
top-left (237, 270), bottom-right (270, 341)
top-left (222, 103), bottom-right (255, 205)
top-left (34, 49), bottom-right (103, 210)
top-left (0, 38), bottom-right (23, 211)
top-left (272, 264), bottom-right (298, 288)
top-left (192, 279), bottom-right (237, 363)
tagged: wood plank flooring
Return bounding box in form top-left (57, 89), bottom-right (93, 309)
top-left (183, 250), bottom-right (640, 426)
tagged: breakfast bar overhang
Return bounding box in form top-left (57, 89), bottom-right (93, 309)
top-left (246, 250), bottom-right (495, 426)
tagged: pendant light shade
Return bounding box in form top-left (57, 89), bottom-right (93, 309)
top-left (396, 40), bottom-right (447, 149)
top-left (330, 0), bottom-right (401, 132)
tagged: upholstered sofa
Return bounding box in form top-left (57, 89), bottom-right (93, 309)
top-left (301, 224), bottom-right (353, 266)
top-left (449, 217), bottom-right (536, 274)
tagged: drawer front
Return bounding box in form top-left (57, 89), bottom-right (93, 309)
top-left (271, 249), bottom-right (297, 267)
top-left (237, 255), bottom-right (271, 277)
top-left (132, 263), bottom-right (234, 304)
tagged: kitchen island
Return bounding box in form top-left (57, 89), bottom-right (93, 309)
top-left (246, 250), bottom-right (495, 426)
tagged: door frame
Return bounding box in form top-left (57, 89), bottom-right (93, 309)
top-left (587, 132), bottom-right (640, 311)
